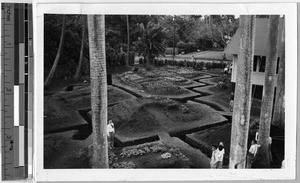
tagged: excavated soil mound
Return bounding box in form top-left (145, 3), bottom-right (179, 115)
top-left (57, 85), bottom-right (136, 110)
top-left (97, 97), bottom-right (228, 145)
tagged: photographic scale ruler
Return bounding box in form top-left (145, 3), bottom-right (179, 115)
top-left (1, 3), bottom-right (33, 180)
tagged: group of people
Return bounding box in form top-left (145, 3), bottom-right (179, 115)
top-left (210, 142), bottom-right (225, 169)
top-left (108, 119), bottom-right (280, 169)
top-left (246, 130), bottom-right (273, 168)
top-left (210, 134), bottom-right (274, 169)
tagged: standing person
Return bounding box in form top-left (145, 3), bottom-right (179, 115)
top-left (229, 92), bottom-right (234, 112)
top-left (215, 142), bottom-right (225, 169)
top-left (107, 120), bottom-right (115, 148)
top-left (255, 128), bottom-right (259, 141)
top-left (210, 145), bottom-right (218, 169)
top-left (246, 139), bottom-right (261, 168)
top-left (192, 55), bottom-right (196, 66)
top-left (255, 130), bottom-right (273, 164)
top-left (224, 66), bottom-right (229, 75)
top-left (222, 53), bottom-right (226, 60)
top-left (229, 63), bottom-right (233, 74)
top-left (268, 136), bottom-right (273, 164)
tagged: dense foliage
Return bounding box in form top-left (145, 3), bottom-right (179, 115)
top-left (44, 15), bottom-right (90, 79)
top-left (44, 14), bottom-right (238, 79)
top-left (133, 21), bottom-right (168, 65)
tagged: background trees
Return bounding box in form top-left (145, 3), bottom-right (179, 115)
top-left (44, 15), bottom-right (239, 83)
top-left (74, 15), bottom-right (87, 80)
top-left (44, 14), bottom-right (90, 84)
top-left (133, 21), bottom-right (167, 67)
top-left (187, 15), bottom-right (238, 50)
top-left (126, 15), bottom-right (130, 67)
top-left (44, 15), bottom-right (66, 87)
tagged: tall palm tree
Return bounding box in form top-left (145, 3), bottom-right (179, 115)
top-left (229, 15), bottom-right (256, 169)
top-left (272, 17), bottom-right (285, 130)
top-left (134, 21), bottom-right (167, 67)
top-left (44, 15), bottom-right (66, 87)
top-left (87, 14), bottom-right (109, 168)
top-left (74, 15), bottom-right (87, 80)
top-left (255, 15), bottom-right (280, 168)
top-left (126, 15), bottom-right (130, 67)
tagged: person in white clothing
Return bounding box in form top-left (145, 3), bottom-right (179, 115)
top-left (107, 120), bottom-right (115, 148)
top-left (191, 55), bottom-right (195, 62)
top-left (215, 142), bottom-right (225, 169)
top-left (267, 136), bottom-right (273, 163)
top-left (246, 139), bottom-right (261, 168)
top-left (210, 145), bottom-right (218, 168)
top-left (224, 67), bottom-right (229, 75)
top-left (255, 130), bottom-right (259, 141)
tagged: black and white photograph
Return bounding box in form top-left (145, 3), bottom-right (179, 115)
top-left (34, 2), bottom-right (297, 182)
top-left (43, 13), bottom-right (285, 169)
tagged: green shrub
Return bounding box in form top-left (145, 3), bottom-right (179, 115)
top-left (139, 58), bottom-right (144, 64)
top-left (205, 62), bottom-right (212, 70)
top-left (165, 47), bottom-right (178, 55)
top-left (177, 41), bottom-right (198, 54)
top-left (194, 62), bottom-right (204, 71)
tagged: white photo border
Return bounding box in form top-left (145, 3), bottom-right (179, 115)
top-left (33, 2), bottom-right (297, 181)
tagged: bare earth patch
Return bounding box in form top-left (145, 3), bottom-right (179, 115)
top-left (44, 95), bottom-right (88, 133)
top-left (102, 98), bottom-right (228, 145)
top-left (57, 85), bottom-right (136, 110)
top-left (44, 85), bottom-right (137, 133)
top-left (114, 66), bottom-right (205, 99)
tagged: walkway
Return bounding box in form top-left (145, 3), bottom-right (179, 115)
top-left (134, 50), bottom-right (233, 65)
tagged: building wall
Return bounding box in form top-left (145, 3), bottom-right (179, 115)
top-left (251, 72), bottom-right (266, 86)
top-left (231, 54), bottom-right (278, 98)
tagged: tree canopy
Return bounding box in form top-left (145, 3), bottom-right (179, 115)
top-left (134, 21), bottom-right (168, 65)
top-left (44, 14), bottom-right (238, 80)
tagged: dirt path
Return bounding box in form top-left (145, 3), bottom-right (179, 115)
top-left (158, 133), bottom-right (210, 168)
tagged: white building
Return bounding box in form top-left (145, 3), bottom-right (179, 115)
top-left (224, 18), bottom-right (284, 100)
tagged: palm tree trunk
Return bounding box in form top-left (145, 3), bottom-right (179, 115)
top-left (145, 52), bottom-right (150, 67)
top-left (173, 23), bottom-right (176, 61)
top-left (255, 15), bottom-right (280, 168)
top-left (44, 15), bottom-right (66, 87)
top-left (74, 19), bottom-right (86, 80)
top-left (272, 17), bottom-right (285, 130)
top-left (126, 15), bottom-right (130, 67)
top-left (229, 15), bottom-right (256, 169)
top-left (87, 15), bottom-right (109, 168)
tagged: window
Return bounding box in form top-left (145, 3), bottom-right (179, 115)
top-left (259, 56), bottom-right (266, 72)
top-left (253, 56), bottom-right (260, 72)
top-left (276, 57), bottom-right (280, 74)
top-left (252, 85), bottom-right (263, 100)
